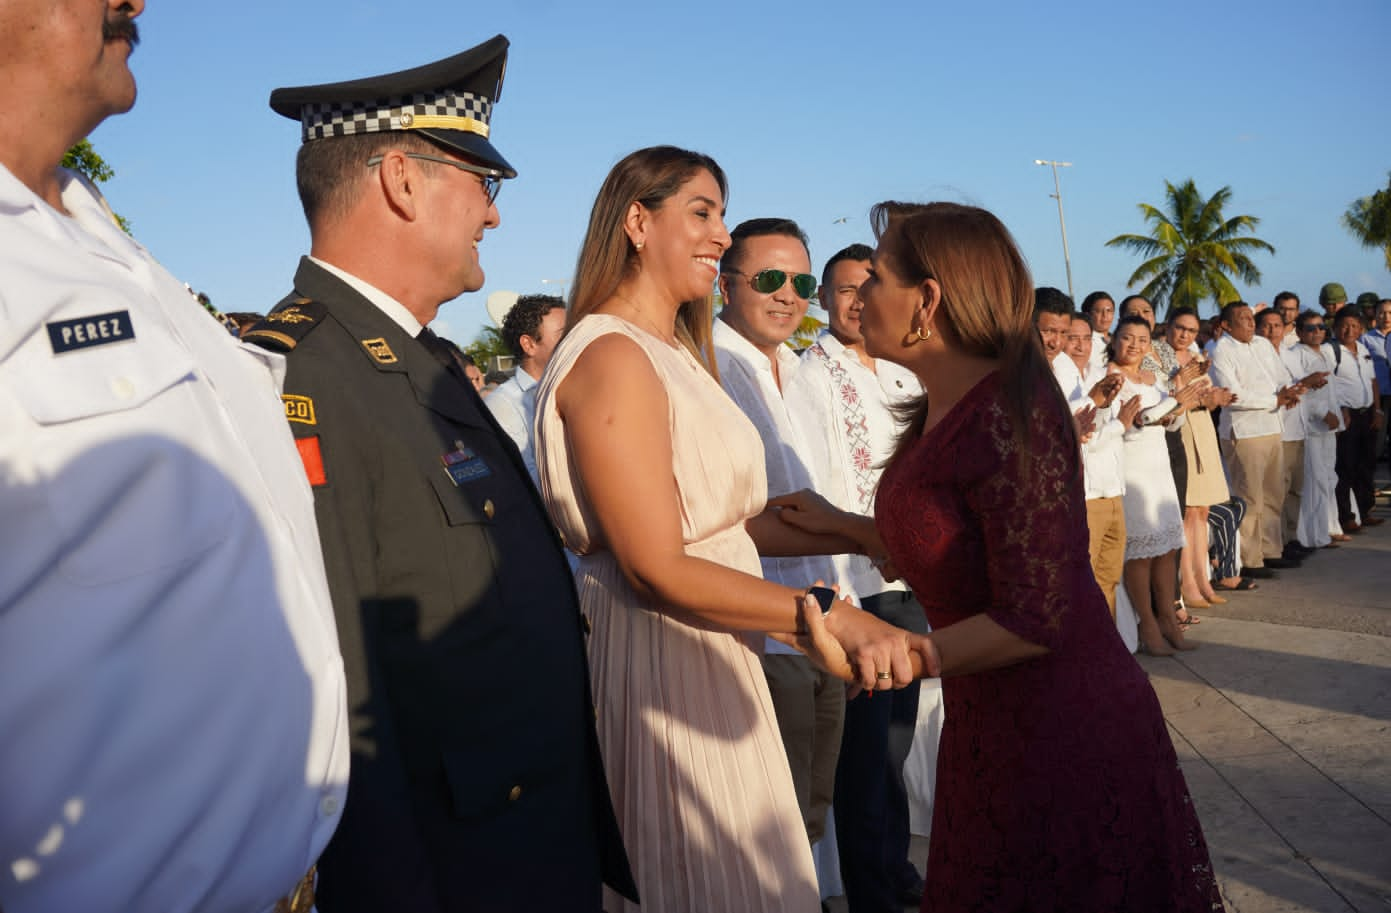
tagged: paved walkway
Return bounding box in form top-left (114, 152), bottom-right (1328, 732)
top-left (1141, 498), bottom-right (1391, 912)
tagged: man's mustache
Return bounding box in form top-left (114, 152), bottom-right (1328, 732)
top-left (103, 14), bottom-right (140, 46)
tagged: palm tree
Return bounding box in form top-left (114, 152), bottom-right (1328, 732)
top-left (1105, 179), bottom-right (1274, 316)
top-left (1341, 172), bottom-right (1391, 272)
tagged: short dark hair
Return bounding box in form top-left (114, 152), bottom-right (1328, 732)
top-left (1219, 301), bottom-right (1250, 326)
top-left (1033, 286), bottom-right (1075, 321)
top-left (1119, 294), bottom-right (1152, 314)
top-left (1256, 308), bottom-right (1284, 330)
top-left (821, 243), bottom-right (873, 289)
top-left (1080, 291), bottom-right (1114, 315)
top-left (1168, 306), bottom-right (1199, 324)
top-left (296, 132), bottom-right (446, 229)
top-left (501, 294), bottom-right (566, 359)
top-left (1273, 291), bottom-right (1300, 309)
top-left (722, 218), bottom-right (810, 275)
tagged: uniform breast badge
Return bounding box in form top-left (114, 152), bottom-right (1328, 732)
top-left (441, 440), bottom-right (491, 486)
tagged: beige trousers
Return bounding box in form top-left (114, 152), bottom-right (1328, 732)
top-left (1281, 439), bottom-right (1305, 546)
top-left (1085, 496), bottom-right (1126, 618)
top-left (1221, 433), bottom-right (1284, 568)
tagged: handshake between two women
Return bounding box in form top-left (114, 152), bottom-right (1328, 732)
top-left (766, 490), bottom-right (941, 693)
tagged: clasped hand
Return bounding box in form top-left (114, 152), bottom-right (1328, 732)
top-left (772, 585), bottom-right (940, 694)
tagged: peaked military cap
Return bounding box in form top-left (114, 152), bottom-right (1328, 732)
top-left (269, 34), bottom-right (516, 178)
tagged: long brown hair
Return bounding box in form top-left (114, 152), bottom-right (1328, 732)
top-left (871, 201), bottom-right (1074, 464)
top-left (568, 145), bottom-right (728, 376)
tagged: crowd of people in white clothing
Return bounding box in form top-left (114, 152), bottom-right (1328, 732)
top-left (1035, 283), bottom-right (1390, 656)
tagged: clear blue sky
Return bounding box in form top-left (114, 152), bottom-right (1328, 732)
top-left (92, 0), bottom-right (1390, 342)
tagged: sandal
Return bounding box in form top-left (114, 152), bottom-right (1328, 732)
top-left (1213, 578), bottom-right (1258, 591)
top-left (1177, 610), bottom-right (1202, 627)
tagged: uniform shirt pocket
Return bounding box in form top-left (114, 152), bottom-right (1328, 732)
top-left (3, 299), bottom-right (236, 584)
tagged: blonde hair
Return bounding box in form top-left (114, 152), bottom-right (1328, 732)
top-left (871, 201), bottom-right (1073, 463)
top-left (568, 146), bottom-right (728, 376)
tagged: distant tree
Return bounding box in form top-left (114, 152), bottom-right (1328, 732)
top-left (1341, 172), bottom-right (1391, 271)
top-left (463, 324), bottom-right (511, 370)
top-left (1105, 179), bottom-right (1274, 316)
top-left (62, 138), bottom-right (132, 234)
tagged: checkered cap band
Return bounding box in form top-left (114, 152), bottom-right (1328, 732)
top-left (300, 90), bottom-right (493, 142)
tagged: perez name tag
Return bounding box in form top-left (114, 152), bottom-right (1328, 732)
top-left (47, 310), bottom-right (135, 354)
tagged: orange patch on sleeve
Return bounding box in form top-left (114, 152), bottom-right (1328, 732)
top-left (295, 435), bottom-right (327, 487)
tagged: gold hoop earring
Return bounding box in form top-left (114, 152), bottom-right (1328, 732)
top-left (903, 326), bottom-right (932, 346)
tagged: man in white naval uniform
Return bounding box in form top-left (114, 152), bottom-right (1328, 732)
top-left (0, 2), bottom-right (347, 911)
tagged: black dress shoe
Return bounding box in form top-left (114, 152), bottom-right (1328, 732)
top-left (1264, 557), bottom-right (1301, 569)
top-left (1244, 567), bottom-right (1277, 579)
top-left (896, 871), bottom-right (926, 906)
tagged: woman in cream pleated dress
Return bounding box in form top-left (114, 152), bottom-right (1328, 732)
top-left (532, 145), bottom-right (930, 913)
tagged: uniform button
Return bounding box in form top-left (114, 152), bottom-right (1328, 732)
top-left (110, 377), bottom-right (135, 399)
top-left (320, 794), bottom-right (340, 817)
top-left (483, 499), bottom-right (495, 519)
top-left (507, 785), bottom-right (522, 801)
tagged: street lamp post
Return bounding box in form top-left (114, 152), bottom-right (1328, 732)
top-left (540, 278), bottom-right (569, 301)
top-left (1034, 159), bottom-right (1074, 302)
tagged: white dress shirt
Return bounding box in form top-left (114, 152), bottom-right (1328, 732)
top-left (485, 365), bottom-right (540, 482)
top-left (1331, 339), bottom-right (1376, 410)
top-left (1052, 352), bottom-right (1126, 499)
top-left (1273, 343), bottom-right (1306, 441)
top-left (0, 167), bottom-right (348, 912)
top-left (714, 320), bottom-right (836, 654)
top-left (1209, 335), bottom-right (1286, 439)
top-left (784, 331), bottom-right (917, 604)
top-left (1289, 343), bottom-right (1341, 434)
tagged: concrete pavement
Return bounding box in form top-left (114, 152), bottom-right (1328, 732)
top-left (1141, 493), bottom-right (1391, 912)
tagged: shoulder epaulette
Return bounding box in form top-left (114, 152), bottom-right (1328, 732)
top-left (242, 298), bottom-right (327, 352)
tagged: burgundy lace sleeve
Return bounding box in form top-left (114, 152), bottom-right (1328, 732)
top-left (961, 387), bottom-right (1090, 651)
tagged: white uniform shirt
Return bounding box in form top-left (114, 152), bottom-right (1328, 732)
top-left (784, 331), bottom-right (916, 605)
top-left (1331, 339), bottom-right (1376, 410)
top-left (485, 366), bottom-right (540, 482)
top-left (1289, 343), bottom-right (1341, 434)
top-left (1272, 342), bottom-right (1306, 442)
top-left (1088, 331), bottom-right (1109, 376)
top-left (1209, 334), bottom-right (1286, 440)
top-left (1052, 352), bottom-right (1126, 499)
top-left (714, 320), bottom-right (836, 654)
top-left (0, 167), bottom-right (348, 913)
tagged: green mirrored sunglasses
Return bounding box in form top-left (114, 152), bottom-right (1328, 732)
top-left (727, 268), bottom-right (817, 299)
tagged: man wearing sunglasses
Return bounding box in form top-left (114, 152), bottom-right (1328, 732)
top-left (1289, 311), bottom-right (1344, 548)
top-left (712, 217), bottom-right (845, 889)
top-left (245, 37), bottom-right (634, 913)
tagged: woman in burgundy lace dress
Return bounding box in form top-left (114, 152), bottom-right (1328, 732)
top-left (785, 202), bottom-right (1224, 912)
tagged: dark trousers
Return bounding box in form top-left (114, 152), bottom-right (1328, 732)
top-left (1381, 394), bottom-right (1391, 463)
top-left (833, 591), bottom-right (926, 912)
top-left (1336, 408), bottom-right (1376, 524)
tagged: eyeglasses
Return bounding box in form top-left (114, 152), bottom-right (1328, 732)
top-left (366, 152), bottom-right (503, 204)
top-left (1170, 324), bottom-right (1200, 335)
top-left (725, 268), bottom-right (817, 299)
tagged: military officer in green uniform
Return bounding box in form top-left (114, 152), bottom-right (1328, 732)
top-left (246, 36), bottom-right (635, 913)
